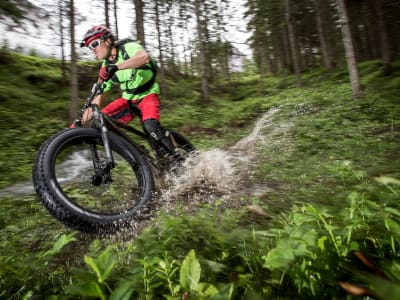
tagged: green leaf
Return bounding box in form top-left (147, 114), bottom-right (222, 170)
top-left (301, 229), bottom-right (317, 247)
top-left (384, 207), bottom-right (400, 218)
top-left (84, 247), bottom-right (117, 284)
top-left (110, 281), bottom-right (135, 300)
top-left (262, 243), bottom-right (295, 270)
top-left (292, 242), bottom-right (312, 257)
top-left (376, 176), bottom-right (400, 186)
top-left (364, 274), bottom-right (400, 300)
top-left (202, 259), bottom-right (227, 273)
top-left (42, 232), bottom-right (77, 257)
top-left (159, 260), bottom-right (167, 270)
top-left (384, 218), bottom-right (400, 235)
top-left (66, 282), bottom-right (106, 300)
top-left (180, 249), bottom-right (201, 290)
top-left (173, 284), bottom-right (181, 295)
top-left (376, 176), bottom-right (400, 194)
top-left (350, 241), bottom-right (359, 251)
top-left (318, 236), bottom-right (327, 251)
top-left (201, 283), bottom-right (218, 297)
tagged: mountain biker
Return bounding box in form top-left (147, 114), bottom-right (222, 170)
top-left (78, 25), bottom-right (178, 157)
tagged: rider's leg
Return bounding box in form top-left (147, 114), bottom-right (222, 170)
top-left (142, 118), bottom-right (177, 155)
top-left (101, 98), bottom-right (134, 124)
top-left (137, 94), bottom-right (179, 156)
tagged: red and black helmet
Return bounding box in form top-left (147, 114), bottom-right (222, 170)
top-left (80, 25), bottom-right (114, 47)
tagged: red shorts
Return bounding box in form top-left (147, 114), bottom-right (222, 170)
top-left (101, 94), bottom-right (160, 124)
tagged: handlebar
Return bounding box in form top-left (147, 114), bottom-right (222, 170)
top-left (87, 81), bottom-right (103, 102)
top-left (71, 82), bottom-right (103, 127)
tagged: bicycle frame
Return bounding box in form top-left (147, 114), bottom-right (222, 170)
top-left (34, 82), bottom-right (194, 234)
top-left (73, 82), bottom-right (165, 176)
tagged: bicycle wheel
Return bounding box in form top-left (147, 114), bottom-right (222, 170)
top-left (154, 129), bottom-right (197, 173)
top-left (169, 129), bottom-right (196, 155)
top-left (33, 128), bottom-right (154, 234)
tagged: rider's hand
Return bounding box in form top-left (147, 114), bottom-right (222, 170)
top-left (98, 64), bottom-right (118, 82)
top-left (81, 108), bottom-right (93, 124)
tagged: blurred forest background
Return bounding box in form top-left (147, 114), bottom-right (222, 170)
top-left (2, 0), bottom-right (399, 104)
top-left (1, 0), bottom-right (400, 299)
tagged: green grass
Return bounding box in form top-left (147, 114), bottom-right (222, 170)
top-left (0, 51), bottom-right (400, 299)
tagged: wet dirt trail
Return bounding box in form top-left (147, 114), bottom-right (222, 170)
top-left (119, 108), bottom-right (289, 237)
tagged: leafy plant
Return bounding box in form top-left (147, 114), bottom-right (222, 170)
top-left (179, 249), bottom-right (218, 299)
top-left (66, 247), bottom-right (128, 300)
top-left (156, 255), bottom-right (180, 298)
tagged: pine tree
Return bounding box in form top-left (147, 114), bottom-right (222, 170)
top-left (336, 0), bottom-right (362, 98)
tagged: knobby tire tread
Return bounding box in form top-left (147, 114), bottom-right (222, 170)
top-left (32, 128), bottom-right (154, 234)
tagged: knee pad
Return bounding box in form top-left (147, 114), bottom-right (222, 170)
top-left (143, 119), bottom-right (164, 141)
top-left (143, 119), bottom-right (177, 154)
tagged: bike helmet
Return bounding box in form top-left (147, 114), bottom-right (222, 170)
top-left (80, 25), bottom-right (114, 47)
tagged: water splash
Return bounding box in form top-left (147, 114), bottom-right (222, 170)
top-left (232, 108), bottom-right (279, 153)
top-left (158, 149), bottom-right (236, 211)
top-left (157, 108), bottom-right (281, 211)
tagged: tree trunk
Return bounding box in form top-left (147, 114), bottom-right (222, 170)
top-left (284, 0), bottom-right (302, 85)
top-left (69, 0), bottom-right (79, 121)
top-left (113, 0), bottom-right (119, 39)
top-left (104, 0), bottom-right (110, 28)
top-left (58, 0), bottom-right (66, 79)
top-left (374, 0), bottom-right (392, 75)
top-left (223, 42), bottom-right (231, 84)
top-left (314, 0), bottom-right (335, 71)
top-left (189, 42), bottom-right (195, 77)
top-left (134, 0), bottom-right (145, 47)
top-left (282, 25), bottom-right (292, 73)
top-left (216, 1), bottom-right (231, 83)
top-left (154, 0), bottom-right (167, 95)
top-left (366, 0), bottom-right (380, 59)
top-left (194, 0), bottom-right (209, 102)
top-left (166, 3), bottom-right (177, 74)
top-left (336, 0), bottom-right (362, 98)
top-left (271, 2), bottom-right (287, 74)
top-left (202, 7), bottom-right (213, 83)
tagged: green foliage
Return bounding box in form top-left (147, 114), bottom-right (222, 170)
top-left (1, 52), bottom-right (400, 299)
top-left (179, 250), bottom-right (219, 299)
top-left (84, 247), bottom-right (117, 284)
top-left (4, 176), bottom-right (397, 299)
top-left (0, 232), bottom-right (79, 298)
top-left (66, 247), bottom-right (119, 300)
top-left (42, 231), bottom-right (78, 257)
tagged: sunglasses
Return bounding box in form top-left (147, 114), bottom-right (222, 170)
top-left (88, 39), bottom-right (102, 50)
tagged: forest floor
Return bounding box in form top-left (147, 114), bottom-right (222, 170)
top-left (1, 53), bottom-right (400, 298)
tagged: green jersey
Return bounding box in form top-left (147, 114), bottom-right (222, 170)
top-left (101, 41), bottom-right (160, 100)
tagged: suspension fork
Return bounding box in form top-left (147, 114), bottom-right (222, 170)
top-left (89, 143), bottom-right (101, 171)
top-left (92, 104), bottom-right (115, 170)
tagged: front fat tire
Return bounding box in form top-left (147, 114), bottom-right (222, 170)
top-left (32, 128), bottom-right (154, 234)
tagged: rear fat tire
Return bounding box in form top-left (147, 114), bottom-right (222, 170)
top-left (168, 129), bottom-right (196, 154)
top-left (32, 128), bottom-right (154, 234)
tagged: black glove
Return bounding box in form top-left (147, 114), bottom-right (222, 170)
top-left (98, 64), bottom-right (118, 81)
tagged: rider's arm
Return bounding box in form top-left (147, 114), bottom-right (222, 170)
top-left (82, 92), bottom-right (109, 123)
top-left (92, 92), bottom-right (108, 107)
top-left (117, 50), bottom-right (149, 70)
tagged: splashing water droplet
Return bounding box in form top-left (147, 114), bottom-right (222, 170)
top-left (156, 108), bottom-right (281, 212)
